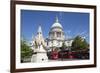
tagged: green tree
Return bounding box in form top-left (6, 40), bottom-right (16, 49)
top-left (60, 42), bottom-right (67, 51)
top-left (71, 36), bottom-right (89, 51)
top-left (21, 39), bottom-right (33, 62)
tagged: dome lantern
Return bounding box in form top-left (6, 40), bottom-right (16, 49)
top-left (55, 16), bottom-right (59, 23)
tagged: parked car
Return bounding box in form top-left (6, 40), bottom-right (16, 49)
top-left (68, 51), bottom-right (77, 59)
top-left (58, 51), bottom-right (77, 59)
top-left (51, 51), bottom-right (58, 60)
top-left (58, 50), bottom-right (69, 59)
top-left (75, 51), bottom-right (89, 59)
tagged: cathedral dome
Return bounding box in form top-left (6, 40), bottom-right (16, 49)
top-left (51, 23), bottom-right (62, 28)
top-left (51, 17), bottom-right (63, 29)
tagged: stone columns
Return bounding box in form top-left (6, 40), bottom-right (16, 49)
top-left (54, 32), bottom-right (57, 38)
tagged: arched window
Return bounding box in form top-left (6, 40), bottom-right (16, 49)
top-left (57, 32), bottom-right (61, 37)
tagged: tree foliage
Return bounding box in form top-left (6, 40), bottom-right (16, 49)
top-left (71, 36), bottom-right (89, 51)
top-left (21, 39), bottom-right (33, 60)
top-left (60, 42), bottom-right (67, 51)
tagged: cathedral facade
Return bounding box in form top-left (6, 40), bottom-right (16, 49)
top-left (32, 17), bottom-right (73, 51)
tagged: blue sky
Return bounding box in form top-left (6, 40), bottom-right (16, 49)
top-left (21, 10), bottom-right (89, 43)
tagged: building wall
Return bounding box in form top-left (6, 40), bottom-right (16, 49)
top-left (46, 39), bottom-right (73, 49)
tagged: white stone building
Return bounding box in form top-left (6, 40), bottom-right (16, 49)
top-left (31, 17), bottom-right (73, 52)
top-left (45, 17), bottom-right (73, 51)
